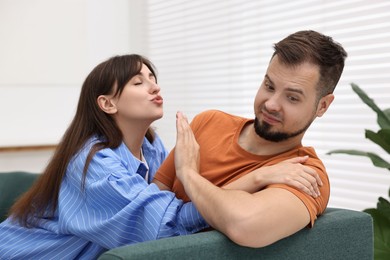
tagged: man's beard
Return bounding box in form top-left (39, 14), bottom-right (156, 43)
top-left (254, 116), bottom-right (313, 142)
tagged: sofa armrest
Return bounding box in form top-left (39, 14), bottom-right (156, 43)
top-left (98, 207), bottom-right (373, 260)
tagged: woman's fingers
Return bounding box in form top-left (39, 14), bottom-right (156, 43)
top-left (174, 111), bottom-right (200, 179)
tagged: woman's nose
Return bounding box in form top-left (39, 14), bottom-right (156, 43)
top-left (150, 81), bottom-right (160, 94)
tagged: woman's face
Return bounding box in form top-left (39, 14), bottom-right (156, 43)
top-left (106, 63), bottom-right (164, 128)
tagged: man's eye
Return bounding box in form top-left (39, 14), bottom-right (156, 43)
top-left (265, 83), bottom-right (274, 91)
top-left (288, 96), bottom-right (299, 102)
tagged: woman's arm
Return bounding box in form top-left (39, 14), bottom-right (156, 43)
top-left (64, 145), bottom-right (207, 249)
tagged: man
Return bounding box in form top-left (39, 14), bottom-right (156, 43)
top-left (153, 30), bottom-right (347, 247)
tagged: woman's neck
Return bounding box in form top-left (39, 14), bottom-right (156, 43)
top-left (120, 122), bottom-right (150, 160)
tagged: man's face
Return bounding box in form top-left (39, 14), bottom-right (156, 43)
top-left (253, 55), bottom-right (331, 142)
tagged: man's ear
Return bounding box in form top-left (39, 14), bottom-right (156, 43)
top-left (97, 95), bottom-right (117, 114)
top-left (316, 93), bottom-right (334, 117)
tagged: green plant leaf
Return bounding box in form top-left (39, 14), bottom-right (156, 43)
top-left (363, 208), bottom-right (390, 259)
top-left (335, 84), bottom-right (390, 259)
top-left (327, 149), bottom-right (390, 170)
top-left (351, 83), bottom-right (390, 128)
top-left (365, 129), bottom-right (390, 154)
top-left (377, 197), bottom-right (390, 222)
top-left (385, 108), bottom-right (390, 120)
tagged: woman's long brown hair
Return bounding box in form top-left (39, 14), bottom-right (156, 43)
top-left (9, 54), bottom-right (157, 227)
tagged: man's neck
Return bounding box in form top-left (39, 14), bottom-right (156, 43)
top-left (238, 122), bottom-right (302, 156)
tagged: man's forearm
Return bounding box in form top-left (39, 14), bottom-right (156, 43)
top-left (178, 168), bottom-right (257, 246)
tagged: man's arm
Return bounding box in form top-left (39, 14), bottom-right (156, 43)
top-left (155, 158), bottom-right (322, 198)
top-left (174, 111), bottom-right (311, 247)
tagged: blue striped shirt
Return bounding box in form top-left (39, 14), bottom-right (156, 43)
top-left (0, 135), bottom-right (208, 259)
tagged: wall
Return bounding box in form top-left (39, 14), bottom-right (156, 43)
top-left (1, 0), bottom-right (389, 213)
top-left (0, 0), bottom-right (148, 172)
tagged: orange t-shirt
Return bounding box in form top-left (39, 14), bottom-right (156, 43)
top-left (154, 110), bottom-right (330, 226)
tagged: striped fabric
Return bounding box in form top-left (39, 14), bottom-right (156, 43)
top-left (0, 135), bottom-right (207, 259)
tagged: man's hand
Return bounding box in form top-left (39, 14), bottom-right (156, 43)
top-left (257, 156), bottom-right (323, 197)
top-left (223, 156), bottom-right (323, 198)
top-left (174, 111), bottom-right (200, 181)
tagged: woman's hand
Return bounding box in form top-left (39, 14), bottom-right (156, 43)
top-left (174, 111), bottom-right (200, 181)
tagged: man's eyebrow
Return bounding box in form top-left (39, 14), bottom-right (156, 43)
top-left (265, 74), bottom-right (305, 96)
top-left (286, 87), bottom-right (305, 96)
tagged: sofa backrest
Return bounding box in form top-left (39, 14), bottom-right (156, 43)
top-left (99, 208), bottom-right (374, 259)
top-left (0, 171), bottom-right (39, 222)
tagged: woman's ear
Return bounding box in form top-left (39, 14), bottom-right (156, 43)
top-left (97, 95), bottom-right (117, 114)
top-left (316, 93), bottom-right (334, 117)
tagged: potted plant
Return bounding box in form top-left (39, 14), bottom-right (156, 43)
top-left (327, 83), bottom-right (390, 259)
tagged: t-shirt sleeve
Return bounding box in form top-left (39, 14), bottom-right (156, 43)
top-left (267, 159), bottom-right (330, 227)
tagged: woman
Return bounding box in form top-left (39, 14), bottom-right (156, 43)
top-left (0, 54), bottom-right (207, 259)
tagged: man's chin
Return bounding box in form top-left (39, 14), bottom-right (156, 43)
top-left (254, 123), bottom-right (289, 142)
top-left (259, 133), bottom-right (287, 142)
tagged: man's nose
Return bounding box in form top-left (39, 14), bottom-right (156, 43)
top-left (264, 94), bottom-right (282, 112)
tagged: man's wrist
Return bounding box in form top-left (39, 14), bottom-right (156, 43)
top-left (176, 168), bottom-right (198, 184)
top-left (254, 167), bottom-right (267, 189)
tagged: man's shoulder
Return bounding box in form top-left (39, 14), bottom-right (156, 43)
top-left (298, 146), bottom-right (320, 160)
top-left (195, 109), bottom-right (247, 122)
top-left (270, 146), bottom-right (325, 169)
top-left (191, 110), bottom-right (251, 138)
top-left (297, 146), bottom-right (326, 170)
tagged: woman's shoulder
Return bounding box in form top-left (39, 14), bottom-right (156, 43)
top-left (68, 136), bottom-right (122, 172)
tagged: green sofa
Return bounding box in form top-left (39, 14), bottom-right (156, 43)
top-left (1, 171), bottom-right (373, 259)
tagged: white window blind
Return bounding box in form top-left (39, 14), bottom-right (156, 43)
top-left (146, 0), bottom-right (390, 211)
